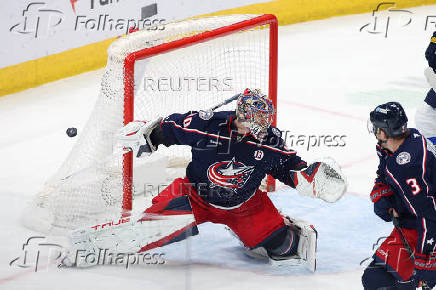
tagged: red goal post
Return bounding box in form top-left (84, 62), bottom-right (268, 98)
top-left (122, 14), bottom-right (278, 212)
top-left (23, 14), bottom-right (279, 235)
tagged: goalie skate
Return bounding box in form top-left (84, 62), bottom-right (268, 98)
top-left (244, 217), bottom-right (318, 272)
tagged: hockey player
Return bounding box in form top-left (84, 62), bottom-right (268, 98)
top-left (62, 89), bottom-right (346, 271)
top-left (362, 102), bottom-right (436, 289)
top-left (416, 31), bottom-right (436, 145)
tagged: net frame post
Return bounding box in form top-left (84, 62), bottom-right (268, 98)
top-left (122, 14), bottom-right (278, 212)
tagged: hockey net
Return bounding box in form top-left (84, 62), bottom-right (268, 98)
top-left (22, 14), bottom-right (278, 235)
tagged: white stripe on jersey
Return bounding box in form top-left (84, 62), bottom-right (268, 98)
top-left (163, 120), bottom-right (296, 155)
top-left (421, 218), bottom-right (427, 254)
top-left (421, 136), bottom-right (430, 195)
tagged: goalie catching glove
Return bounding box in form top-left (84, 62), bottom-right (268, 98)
top-left (116, 118), bottom-right (162, 157)
top-left (290, 157), bottom-right (347, 203)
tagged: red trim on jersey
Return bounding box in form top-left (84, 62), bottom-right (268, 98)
top-left (163, 120), bottom-right (230, 140)
top-left (163, 119), bottom-right (296, 155)
top-left (377, 144), bottom-right (393, 156)
top-left (228, 116), bottom-right (236, 134)
top-left (385, 167), bottom-right (417, 216)
top-left (295, 161), bottom-right (306, 168)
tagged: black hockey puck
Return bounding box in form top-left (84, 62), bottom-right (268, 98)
top-left (66, 127), bottom-right (77, 137)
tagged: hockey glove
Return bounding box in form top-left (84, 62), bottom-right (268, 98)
top-left (290, 157), bottom-right (347, 203)
top-left (414, 253), bottom-right (436, 287)
top-left (425, 31), bottom-right (436, 72)
top-left (116, 118), bottom-right (162, 157)
top-left (370, 182), bottom-right (395, 222)
top-left (370, 182), bottom-right (394, 203)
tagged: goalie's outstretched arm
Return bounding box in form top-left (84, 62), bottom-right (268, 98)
top-left (117, 111), bottom-right (209, 157)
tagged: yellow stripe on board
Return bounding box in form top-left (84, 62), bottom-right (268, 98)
top-left (0, 37), bottom-right (115, 97)
top-left (1, 0), bottom-right (436, 97)
top-left (199, 0), bottom-right (436, 26)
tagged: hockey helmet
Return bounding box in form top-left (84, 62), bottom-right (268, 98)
top-left (236, 88), bottom-right (274, 140)
top-left (368, 102), bottom-right (408, 137)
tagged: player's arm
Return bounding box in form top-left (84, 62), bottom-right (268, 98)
top-left (157, 111), bottom-right (208, 147)
top-left (375, 145), bottom-right (389, 183)
top-left (265, 135), bottom-right (307, 187)
top-left (268, 150), bottom-right (307, 188)
top-left (370, 145), bottom-right (397, 222)
top-left (117, 112), bottom-right (208, 157)
top-left (391, 157), bottom-right (436, 223)
top-left (268, 140), bottom-right (347, 203)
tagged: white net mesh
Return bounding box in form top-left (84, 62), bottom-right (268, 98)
top-left (23, 15), bottom-right (273, 235)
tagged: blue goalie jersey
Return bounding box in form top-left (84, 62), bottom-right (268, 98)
top-left (157, 110), bottom-right (306, 208)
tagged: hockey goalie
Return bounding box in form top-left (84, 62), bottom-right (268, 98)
top-left (61, 88), bottom-right (347, 272)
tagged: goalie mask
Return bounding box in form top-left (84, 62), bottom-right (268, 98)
top-left (236, 88), bottom-right (275, 140)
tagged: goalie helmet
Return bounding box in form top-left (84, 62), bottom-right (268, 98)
top-left (368, 102), bottom-right (408, 137)
top-left (236, 88), bottom-right (274, 140)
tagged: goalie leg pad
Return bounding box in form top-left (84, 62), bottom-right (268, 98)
top-left (61, 213), bottom-right (197, 268)
top-left (290, 217), bottom-right (318, 272)
top-left (245, 217), bottom-right (318, 272)
top-left (257, 226), bottom-right (299, 257)
top-left (62, 186), bottom-right (200, 268)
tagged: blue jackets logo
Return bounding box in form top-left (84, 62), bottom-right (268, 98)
top-left (207, 158), bottom-right (254, 190)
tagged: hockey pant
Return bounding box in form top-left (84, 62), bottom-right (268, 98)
top-left (139, 177), bottom-right (298, 257)
top-left (362, 228), bottom-right (418, 290)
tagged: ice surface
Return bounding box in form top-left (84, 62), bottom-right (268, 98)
top-left (1, 5), bottom-right (435, 289)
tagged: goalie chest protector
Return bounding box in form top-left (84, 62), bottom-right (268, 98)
top-left (159, 110), bottom-right (305, 208)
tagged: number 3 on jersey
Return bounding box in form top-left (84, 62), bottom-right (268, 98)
top-left (406, 178), bottom-right (421, 195)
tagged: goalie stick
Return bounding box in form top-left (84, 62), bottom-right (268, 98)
top-left (204, 93), bottom-right (240, 112)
